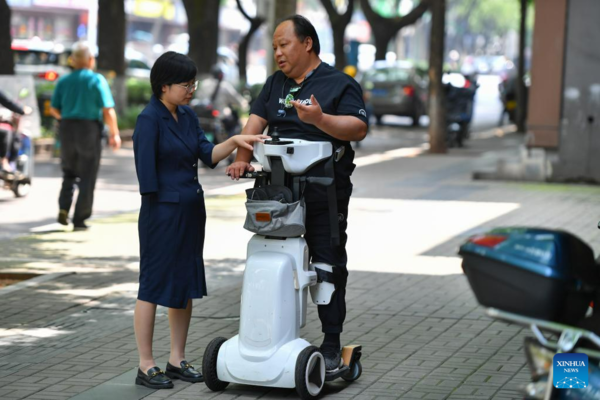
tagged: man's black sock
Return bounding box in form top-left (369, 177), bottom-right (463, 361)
top-left (322, 333), bottom-right (341, 349)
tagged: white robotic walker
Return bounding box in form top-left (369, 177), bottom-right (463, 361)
top-left (202, 135), bottom-right (362, 399)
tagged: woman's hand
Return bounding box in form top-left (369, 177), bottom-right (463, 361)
top-left (231, 134), bottom-right (270, 151)
top-left (212, 134), bottom-right (269, 166)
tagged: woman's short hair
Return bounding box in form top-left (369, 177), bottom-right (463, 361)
top-left (278, 15), bottom-right (320, 56)
top-left (150, 52), bottom-right (197, 98)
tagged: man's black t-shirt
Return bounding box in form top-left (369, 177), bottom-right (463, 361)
top-left (250, 62), bottom-right (367, 201)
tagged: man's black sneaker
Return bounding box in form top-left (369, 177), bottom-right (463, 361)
top-left (58, 210), bottom-right (69, 226)
top-left (73, 222), bottom-right (89, 231)
top-left (320, 345), bottom-right (343, 371)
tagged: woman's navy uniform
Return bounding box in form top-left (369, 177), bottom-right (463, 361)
top-left (133, 95), bottom-right (215, 309)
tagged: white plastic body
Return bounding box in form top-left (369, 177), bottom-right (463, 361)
top-left (217, 235), bottom-right (318, 388)
top-left (308, 262), bottom-right (336, 305)
top-left (253, 139), bottom-right (333, 174)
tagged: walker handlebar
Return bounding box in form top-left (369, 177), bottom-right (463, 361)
top-left (306, 177), bottom-right (334, 186)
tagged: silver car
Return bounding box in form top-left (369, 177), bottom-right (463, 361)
top-left (362, 61), bottom-right (428, 126)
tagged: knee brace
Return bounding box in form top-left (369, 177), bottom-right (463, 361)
top-left (309, 262), bottom-right (338, 305)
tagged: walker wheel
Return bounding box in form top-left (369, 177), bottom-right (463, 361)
top-left (342, 360), bottom-right (362, 382)
top-left (295, 346), bottom-right (325, 399)
top-left (202, 337), bottom-right (229, 392)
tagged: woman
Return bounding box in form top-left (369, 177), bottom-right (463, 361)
top-left (132, 52), bottom-right (267, 389)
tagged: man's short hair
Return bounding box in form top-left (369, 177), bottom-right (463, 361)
top-left (150, 52), bottom-right (197, 99)
top-left (278, 15), bottom-right (321, 56)
top-left (70, 41), bottom-right (93, 68)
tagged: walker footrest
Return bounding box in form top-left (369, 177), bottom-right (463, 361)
top-left (342, 344), bottom-right (362, 367)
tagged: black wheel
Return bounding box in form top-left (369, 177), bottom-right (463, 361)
top-left (295, 346), bottom-right (325, 400)
top-left (203, 337), bottom-right (229, 392)
top-left (342, 360), bottom-right (362, 382)
top-left (375, 114), bottom-right (383, 125)
top-left (12, 182), bottom-right (30, 198)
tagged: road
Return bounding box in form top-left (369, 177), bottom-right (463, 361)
top-left (0, 74), bottom-right (504, 240)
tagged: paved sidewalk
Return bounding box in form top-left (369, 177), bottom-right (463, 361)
top-left (0, 129), bottom-right (599, 400)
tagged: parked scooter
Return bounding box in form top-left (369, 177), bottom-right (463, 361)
top-left (191, 66), bottom-right (242, 147)
top-left (0, 107), bottom-right (33, 197)
top-left (459, 225), bottom-right (600, 399)
top-left (444, 73), bottom-right (478, 148)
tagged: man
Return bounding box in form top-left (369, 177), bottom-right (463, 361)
top-left (50, 41), bottom-right (121, 230)
top-left (226, 15), bottom-right (368, 370)
top-left (0, 90), bottom-right (32, 173)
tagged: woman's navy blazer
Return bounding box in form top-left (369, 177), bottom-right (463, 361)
top-left (132, 95), bottom-right (216, 308)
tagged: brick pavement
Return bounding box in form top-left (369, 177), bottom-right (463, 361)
top-left (0, 130), bottom-right (598, 399)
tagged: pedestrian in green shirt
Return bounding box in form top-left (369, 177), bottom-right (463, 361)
top-left (50, 41), bottom-right (121, 230)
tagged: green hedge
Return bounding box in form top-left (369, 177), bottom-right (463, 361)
top-left (118, 104), bottom-right (145, 130)
top-left (127, 78), bottom-right (153, 105)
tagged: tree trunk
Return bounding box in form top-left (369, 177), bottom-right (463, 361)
top-left (269, 0), bottom-right (297, 74)
top-left (237, 0), bottom-right (264, 87)
top-left (319, 0), bottom-right (353, 69)
top-left (372, 29), bottom-right (396, 61)
top-left (428, 0), bottom-right (446, 154)
top-left (0, 0), bottom-right (14, 75)
top-left (97, 0), bottom-right (127, 114)
top-left (239, 21), bottom-right (262, 87)
top-left (331, 24), bottom-right (347, 68)
top-left (516, 0), bottom-right (527, 133)
top-left (183, 0), bottom-right (220, 75)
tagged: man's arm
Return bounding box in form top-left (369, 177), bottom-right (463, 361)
top-left (49, 107), bottom-right (62, 120)
top-left (292, 95), bottom-right (367, 142)
top-left (102, 107), bottom-right (121, 150)
top-left (0, 91), bottom-right (25, 115)
top-left (225, 114), bottom-right (268, 179)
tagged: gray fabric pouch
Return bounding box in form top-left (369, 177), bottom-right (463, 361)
top-left (243, 186), bottom-right (306, 237)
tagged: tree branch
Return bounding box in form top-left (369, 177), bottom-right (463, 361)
top-left (236, 0), bottom-right (252, 22)
top-left (391, 0), bottom-right (431, 29)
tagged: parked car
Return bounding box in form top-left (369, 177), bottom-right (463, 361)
top-left (361, 60), bottom-right (428, 126)
top-left (12, 40), bottom-right (70, 85)
top-left (14, 40), bottom-right (153, 85)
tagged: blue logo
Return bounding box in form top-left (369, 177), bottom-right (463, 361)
top-left (553, 353), bottom-right (588, 389)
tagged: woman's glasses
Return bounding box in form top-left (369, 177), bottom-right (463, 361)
top-left (174, 81), bottom-right (199, 94)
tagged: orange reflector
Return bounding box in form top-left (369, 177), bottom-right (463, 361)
top-left (469, 235), bottom-right (507, 248)
top-left (255, 212), bottom-right (271, 222)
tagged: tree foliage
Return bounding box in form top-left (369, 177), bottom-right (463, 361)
top-left (449, 0), bottom-right (533, 39)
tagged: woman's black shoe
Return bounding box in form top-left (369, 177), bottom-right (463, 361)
top-left (165, 360), bottom-right (204, 383)
top-left (135, 366), bottom-right (174, 389)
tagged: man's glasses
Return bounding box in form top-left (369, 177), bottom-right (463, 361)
top-left (174, 80), bottom-right (199, 94)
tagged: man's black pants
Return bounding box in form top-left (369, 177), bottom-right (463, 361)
top-left (304, 198), bottom-right (350, 334)
top-left (58, 119), bottom-right (102, 225)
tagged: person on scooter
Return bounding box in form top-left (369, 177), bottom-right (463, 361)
top-left (226, 14), bottom-right (368, 371)
top-left (0, 90), bottom-right (32, 174)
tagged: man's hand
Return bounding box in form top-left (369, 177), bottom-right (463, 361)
top-left (109, 134), bottom-right (121, 151)
top-left (292, 94), bottom-right (323, 126)
top-left (226, 161), bottom-right (254, 180)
